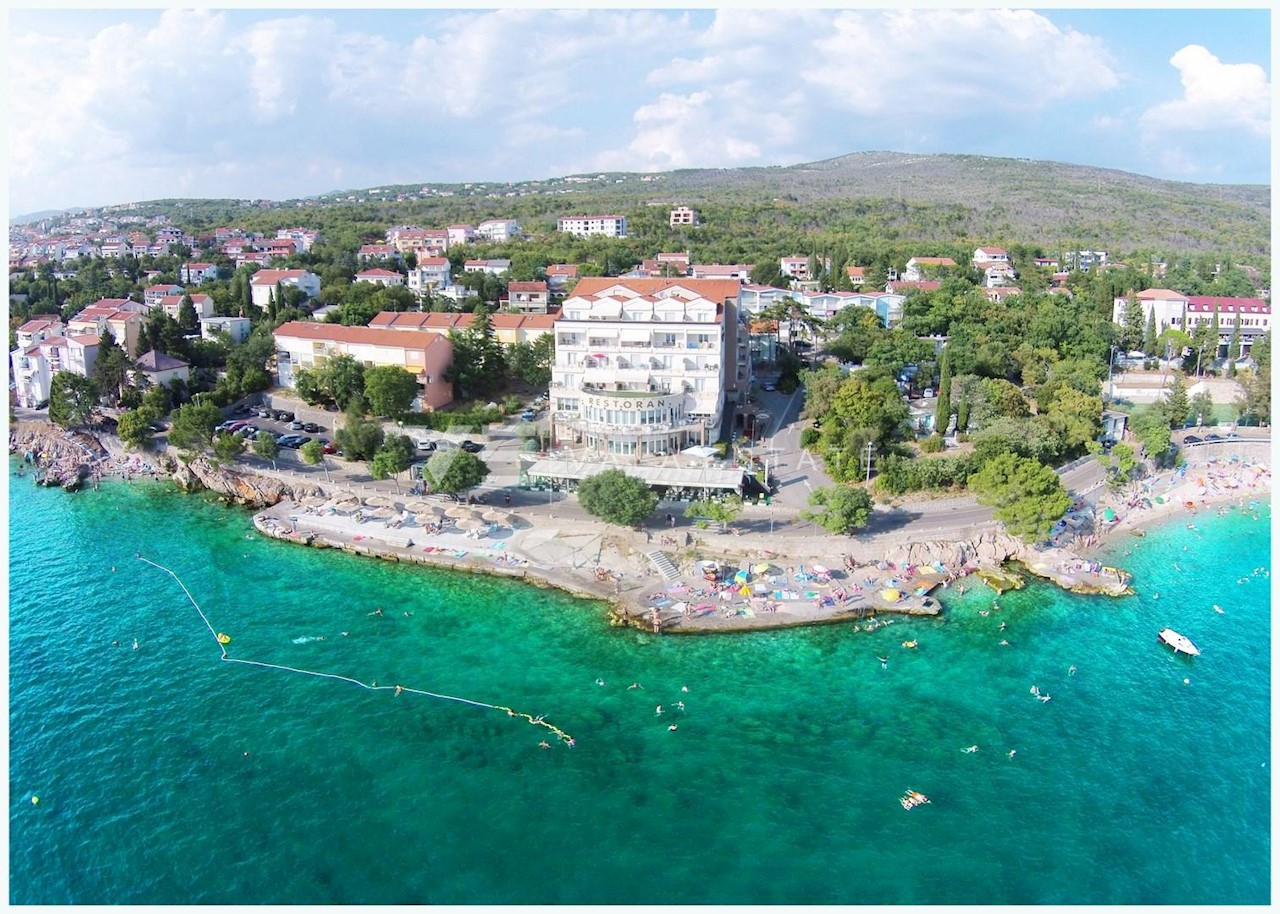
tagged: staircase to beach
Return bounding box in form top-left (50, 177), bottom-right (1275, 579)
top-left (645, 550), bottom-right (681, 581)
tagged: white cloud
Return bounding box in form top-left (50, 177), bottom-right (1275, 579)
top-left (1139, 44), bottom-right (1270, 137)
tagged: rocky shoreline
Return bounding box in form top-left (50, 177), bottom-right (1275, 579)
top-left (10, 419), bottom-right (1156, 632)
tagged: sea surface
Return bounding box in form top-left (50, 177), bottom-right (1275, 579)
top-left (8, 468), bottom-right (1272, 904)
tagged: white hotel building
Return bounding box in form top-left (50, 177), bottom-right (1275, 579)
top-left (557, 214), bottom-right (628, 238)
top-left (549, 278), bottom-right (745, 457)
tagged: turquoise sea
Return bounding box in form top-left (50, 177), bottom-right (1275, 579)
top-left (8, 467), bottom-right (1272, 904)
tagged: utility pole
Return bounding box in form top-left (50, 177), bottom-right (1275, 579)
top-left (865, 440), bottom-right (875, 484)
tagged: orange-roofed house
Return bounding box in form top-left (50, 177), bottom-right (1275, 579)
top-left (903, 257), bottom-right (957, 281)
top-left (249, 269), bottom-right (321, 308)
top-left (273, 322), bottom-right (453, 410)
top-left (505, 280), bottom-right (550, 313)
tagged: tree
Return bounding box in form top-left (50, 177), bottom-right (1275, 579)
top-left (177, 295), bottom-right (199, 334)
top-left (92, 329), bottom-right (131, 405)
top-left (507, 335), bottom-right (554, 388)
top-left (362, 365), bottom-right (420, 418)
top-left (254, 431), bottom-right (280, 469)
top-left (1160, 373), bottom-right (1190, 429)
top-left (577, 469), bottom-right (658, 527)
top-left (1120, 296), bottom-right (1146, 352)
top-left (116, 408), bottom-right (154, 449)
top-left (802, 485), bottom-right (873, 534)
top-left (167, 400), bottom-right (224, 454)
top-left (1130, 410), bottom-right (1173, 464)
top-left (211, 431), bottom-right (246, 464)
top-left (326, 354), bottom-right (367, 410)
top-left (1227, 317), bottom-right (1242, 376)
top-left (1043, 386), bottom-right (1102, 454)
top-left (48, 372), bottom-right (100, 428)
top-left (685, 495), bottom-right (743, 531)
top-left (421, 448), bottom-right (490, 495)
top-left (935, 345), bottom-right (953, 435)
top-left (970, 453), bottom-right (1071, 543)
top-left (335, 401), bottom-right (385, 461)
top-left (1142, 309), bottom-right (1158, 355)
top-left (370, 434), bottom-right (415, 491)
top-left (1188, 390), bottom-right (1214, 428)
top-left (1104, 442), bottom-right (1140, 491)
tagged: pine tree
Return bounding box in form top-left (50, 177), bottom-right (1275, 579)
top-left (1227, 314), bottom-right (1242, 376)
top-left (1209, 306), bottom-right (1221, 367)
top-left (935, 346), bottom-right (952, 435)
top-left (1143, 309), bottom-right (1157, 355)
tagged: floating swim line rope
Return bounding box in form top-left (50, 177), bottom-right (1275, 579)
top-left (137, 555), bottom-right (575, 746)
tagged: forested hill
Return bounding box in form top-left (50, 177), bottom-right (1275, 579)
top-left (34, 151), bottom-right (1269, 255)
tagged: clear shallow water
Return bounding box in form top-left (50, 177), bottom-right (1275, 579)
top-left (9, 470), bottom-right (1271, 904)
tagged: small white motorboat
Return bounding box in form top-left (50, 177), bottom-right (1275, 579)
top-left (1158, 628), bottom-right (1200, 656)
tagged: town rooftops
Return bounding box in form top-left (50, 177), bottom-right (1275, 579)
top-left (1185, 296), bottom-right (1269, 313)
top-left (367, 311), bottom-right (558, 332)
top-left (570, 276), bottom-right (742, 305)
top-left (909, 256), bottom-right (956, 265)
top-left (355, 268), bottom-right (403, 279)
top-left (1136, 288), bottom-right (1186, 299)
top-left (507, 281), bottom-right (548, 293)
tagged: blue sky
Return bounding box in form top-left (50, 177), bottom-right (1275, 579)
top-left (6, 6), bottom-right (1272, 217)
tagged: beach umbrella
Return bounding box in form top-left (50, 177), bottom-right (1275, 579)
top-left (456, 517), bottom-right (486, 531)
top-left (414, 512), bottom-right (440, 526)
top-left (403, 500), bottom-right (435, 514)
top-left (734, 569), bottom-right (750, 584)
top-left (880, 588), bottom-right (901, 602)
top-left (368, 506), bottom-right (397, 519)
top-left (446, 504), bottom-right (481, 520)
top-left (481, 509), bottom-right (516, 526)
top-left (752, 562), bottom-right (772, 575)
top-left (334, 493), bottom-right (361, 508)
top-left (1102, 507), bottom-right (1117, 523)
top-left (299, 494), bottom-right (328, 508)
top-left (363, 495), bottom-right (396, 508)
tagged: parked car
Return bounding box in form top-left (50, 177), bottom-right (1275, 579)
top-left (318, 438), bottom-right (337, 454)
top-left (256, 407), bottom-right (273, 418)
top-left (275, 433), bottom-right (298, 446)
top-left (435, 439), bottom-right (459, 450)
top-left (1205, 433), bottom-right (1223, 442)
top-left (412, 437), bottom-right (436, 451)
top-left (519, 410), bottom-right (537, 422)
top-left (273, 410), bottom-right (294, 422)
top-left (288, 420), bottom-right (304, 430)
top-left (302, 422), bottom-right (320, 434)
top-left (1183, 435), bottom-right (1202, 444)
top-left (762, 381), bottom-right (777, 392)
top-left (460, 440), bottom-right (484, 453)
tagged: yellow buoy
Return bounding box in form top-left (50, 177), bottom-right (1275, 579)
top-left (216, 633), bottom-right (231, 644)
top-left (31, 796), bottom-right (39, 805)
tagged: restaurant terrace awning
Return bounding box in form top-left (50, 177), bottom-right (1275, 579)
top-left (525, 458), bottom-right (746, 493)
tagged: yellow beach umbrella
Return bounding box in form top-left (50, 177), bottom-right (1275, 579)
top-left (880, 588), bottom-right (901, 602)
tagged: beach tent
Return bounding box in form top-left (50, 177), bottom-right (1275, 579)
top-left (1102, 507), bottom-right (1117, 523)
top-left (881, 589), bottom-right (901, 602)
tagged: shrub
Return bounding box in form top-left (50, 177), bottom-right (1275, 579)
top-left (918, 435), bottom-right (944, 453)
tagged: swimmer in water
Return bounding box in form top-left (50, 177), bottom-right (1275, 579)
top-left (681, 685), bottom-right (689, 693)
top-left (962, 745), bottom-right (979, 753)
top-left (878, 657), bottom-right (888, 669)
top-left (1008, 749), bottom-right (1017, 759)
top-left (676, 701), bottom-right (685, 711)
top-left (627, 682), bottom-right (643, 690)
top-left (395, 685), bottom-right (403, 696)
top-left (655, 705), bottom-right (663, 715)
top-left (133, 639), bottom-right (139, 650)
top-left (595, 678), bottom-right (605, 686)
top-left (539, 740), bottom-right (551, 749)
top-left (668, 724), bottom-right (678, 732)
top-left (1069, 665), bottom-right (1077, 676)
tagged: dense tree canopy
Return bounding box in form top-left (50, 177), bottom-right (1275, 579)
top-left (577, 469), bottom-right (658, 527)
top-left (970, 453), bottom-right (1071, 543)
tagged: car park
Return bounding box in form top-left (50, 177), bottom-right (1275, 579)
top-left (302, 422), bottom-right (320, 434)
top-left (412, 437), bottom-right (436, 451)
top-left (288, 420), bottom-right (304, 430)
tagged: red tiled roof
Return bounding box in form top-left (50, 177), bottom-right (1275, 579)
top-left (1185, 296), bottom-right (1269, 313)
top-left (508, 281), bottom-right (548, 292)
top-left (250, 269), bottom-right (310, 285)
top-left (274, 321), bottom-right (450, 351)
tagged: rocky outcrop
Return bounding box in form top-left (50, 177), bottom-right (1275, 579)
top-left (882, 530), bottom-right (1026, 570)
top-left (172, 456), bottom-right (325, 508)
top-left (10, 419), bottom-right (109, 464)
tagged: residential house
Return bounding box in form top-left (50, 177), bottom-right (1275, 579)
top-left (505, 281), bottom-right (551, 314)
top-left (406, 257), bottom-right (452, 297)
top-left (447, 224), bottom-right (475, 246)
top-left (1185, 296), bottom-right (1271, 358)
top-left (780, 256), bottom-right (811, 282)
top-left (739, 284), bottom-right (795, 317)
top-left (354, 268), bottom-right (405, 288)
top-left (476, 219), bottom-right (521, 243)
top-left (273, 321), bottom-right (454, 410)
top-left (463, 258), bottom-right (511, 276)
top-left (157, 293), bottom-right (214, 321)
top-left (134, 350), bottom-right (190, 388)
top-left (14, 317), bottom-right (65, 350)
top-left (1032, 256), bottom-right (1060, 270)
top-left (982, 286), bottom-right (1023, 303)
top-left (546, 264), bottom-right (579, 292)
top-left (972, 247), bottom-right (1011, 267)
top-left (181, 262), bottom-right (220, 284)
top-left (249, 269), bottom-right (321, 308)
top-left (144, 284), bottom-right (183, 307)
top-left (669, 206), bottom-right (698, 227)
top-left (1068, 250), bottom-right (1108, 272)
top-left (983, 262), bottom-right (1017, 288)
top-left (68, 299), bottom-right (147, 356)
top-left (200, 316), bottom-right (252, 345)
top-left (557, 215), bottom-right (627, 238)
top-left (549, 277), bottom-right (746, 457)
top-left (690, 263), bottom-right (754, 281)
top-left (11, 333), bottom-right (101, 407)
top-left (357, 243), bottom-right (400, 264)
top-left (275, 228), bottom-right (319, 252)
top-left (904, 256), bottom-right (957, 281)
top-left (845, 266), bottom-right (866, 288)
